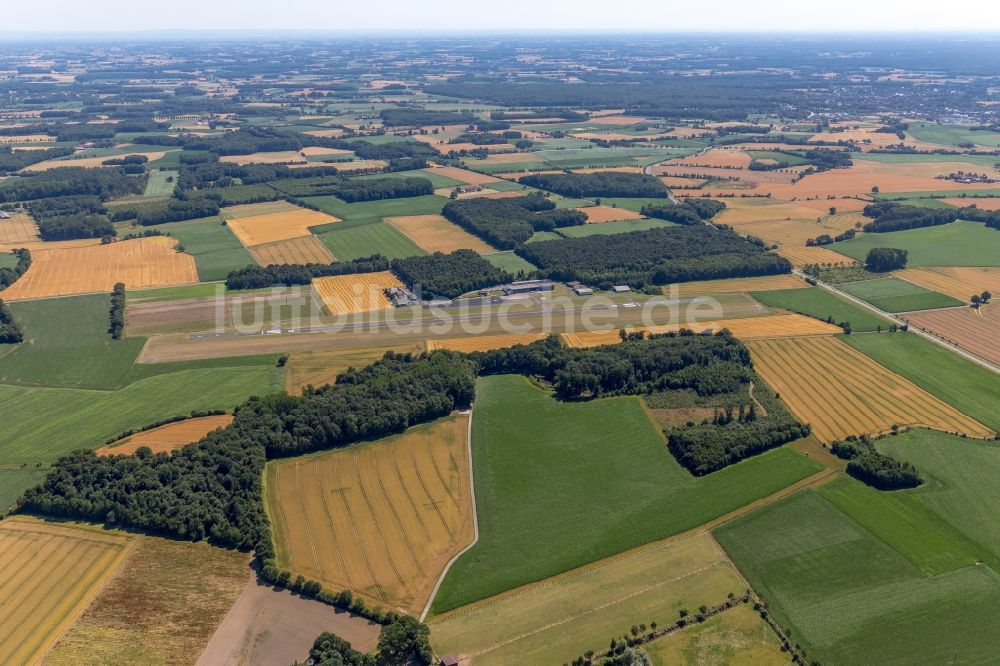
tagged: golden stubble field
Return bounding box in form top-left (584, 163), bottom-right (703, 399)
top-left (96, 414), bottom-right (235, 456)
top-left (248, 235), bottom-right (334, 265)
top-left (895, 266), bottom-right (1000, 302)
top-left (386, 214), bottom-right (496, 254)
top-left (311, 271), bottom-right (403, 316)
top-left (1, 237), bottom-right (198, 301)
top-left (226, 206), bottom-right (334, 247)
top-left (748, 336), bottom-right (994, 442)
top-left (0, 212), bottom-right (39, 243)
top-left (0, 517), bottom-right (132, 666)
top-left (265, 415), bottom-right (474, 614)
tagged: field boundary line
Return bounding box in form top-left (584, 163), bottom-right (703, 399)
top-left (421, 409), bottom-right (477, 622)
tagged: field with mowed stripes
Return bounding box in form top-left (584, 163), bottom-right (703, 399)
top-left (902, 305), bottom-right (1000, 367)
top-left (747, 336), bottom-right (994, 443)
top-left (247, 235), bottom-right (334, 265)
top-left (0, 517), bottom-right (131, 666)
top-left (265, 415), bottom-right (474, 614)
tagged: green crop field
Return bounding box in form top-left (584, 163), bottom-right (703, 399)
top-left (0, 294), bottom-right (146, 389)
top-left (841, 332), bottom-right (1000, 431)
top-left (482, 251), bottom-right (536, 274)
top-left (555, 218), bottom-right (674, 238)
top-left (0, 366), bottom-right (281, 465)
top-left (907, 122), bottom-right (1000, 148)
top-left (0, 252), bottom-right (20, 270)
top-left (431, 375), bottom-right (821, 613)
top-left (143, 170), bottom-right (178, 197)
top-left (0, 467), bottom-right (48, 515)
top-left (145, 216), bottom-right (256, 282)
top-left (747, 150), bottom-right (809, 166)
top-left (599, 197), bottom-right (675, 212)
top-left (303, 194), bottom-right (449, 229)
top-left (838, 277), bottom-right (964, 312)
top-left (751, 287), bottom-right (892, 331)
top-left (829, 221), bottom-right (1000, 266)
top-left (715, 483), bottom-right (1000, 664)
top-left (316, 221), bottom-right (425, 260)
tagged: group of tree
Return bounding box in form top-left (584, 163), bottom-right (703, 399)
top-left (806, 228), bottom-right (855, 246)
top-left (516, 225), bottom-right (792, 289)
top-left (379, 108), bottom-right (475, 127)
top-left (0, 145), bottom-right (75, 174)
top-left (272, 176), bottom-right (433, 202)
top-left (861, 201), bottom-right (959, 233)
top-left (832, 434), bottom-right (922, 490)
top-left (641, 198), bottom-right (726, 225)
top-left (225, 254), bottom-right (392, 290)
top-left (970, 290), bottom-right (992, 307)
top-left (442, 193), bottom-right (586, 249)
top-left (37, 214), bottom-right (115, 241)
top-left (0, 248), bottom-right (31, 292)
top-left (391, 250), bottom-right (511, 299)
top-left (108, 282), bottom-right (125, 340)
top-left (0, 299), bottom-right (22, 343)
top-left (519, 171), bottom-right (669, 198)
top-left (865, 247), bottom-right (908, 272)
top-left (0, 166), bottom-right (145, 203)
top-left (301, 616), bottom-right (433, 666)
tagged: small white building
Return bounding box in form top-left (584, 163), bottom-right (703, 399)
top-left (0, 211), bottom-right (10, 220)
top-left (611, 285), bottom-right (631, 293)
top-left (572, 286), bottom-right (593, 296)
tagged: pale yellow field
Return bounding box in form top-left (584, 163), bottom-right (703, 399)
top-left (312, 271), bottom-right (403, 315)
top-left (748, 336), bottom-right (993, 442)
top-left (227, 208), bottom-right (335, 246)
top-left (940, 197), bottom-right (1000, 210)
top-left (22, 152), bottom-right (167, 172)
top-left (902, 306), bottom-right (1000, 367)
top-left (426, 332), bottom-right (546, 353)
top-left (284, 343), bottom-right (426, 394)
top-left (0, 212), bottom-right (39, 243)
top-left (775, 245), bottom-right (858, 267)
top-left (265, 415), bottom-right (474, 614)
top-left (386, 214), bottom-right (496, 253)
top-left (219, 151), bottom-right (309, 165)
top-left (304, 160), bottom-right (387, 173)
top-left (96, 415), bottom-right (235, 456)
top-left (896, 266), bottom-right (1000, 301)
top-left (248, 235), bottom-right (334, 265)
top-left (0, 134), bottom-right (55, 144)
top-left (429, 532), bottom-right (747, 666)
top-left (673, 274), bottom-right (809, 294)
top-left (2, 237), bottom-right (198, 301)
top-left (425, 166), bottom-right (501, 186)
top-left (0, 517), bottom-right (132, 666)
top-left (576, 205), bottom-right (645, 223)
top-left (561, 313), bottom-right (841, 348)
top-left (222, 201), bottom-right (300, 219)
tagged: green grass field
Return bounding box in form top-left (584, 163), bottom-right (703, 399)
top-left (0, 294), bottom-right (146, 389)
top-left (841, 332), bottom-right (1000, 431)
top-left (316, 221), bottom-right (425, 261)
top-left (0, 366), bottom-right (281, 465)
top-left (431, 375), bottom-right (821, 613)
top-left (829, 221), bottom-right (1000, 266)
top-left (556, 218), bottom-right (674, 238)
top-left (751, 287), bottom-right (892, 331)
top-left (304, 194), bottom-right (449, 229)
top-left (0, 252), bottom-right (20, 270)
top-left (644, 604), bottom-right (787, 666)
top-left (143, 170), bottom-right (178, 197)
top-left (747, 150), bottom-right (809, 166)
top-left (907, 122), bottom-right (1000, 149)
top-left (0, 467), bottom-right (48, 515)
top-left (598, 197), bottom-right (675, 212)
top-left (838, 277), bottom-right (964, 312)
top-left (715, 483), bottom-right (1000, 664)
top-left (482, 251), bottom-right (536, 274)
top-left (145, 216), bottom-right (256, 281)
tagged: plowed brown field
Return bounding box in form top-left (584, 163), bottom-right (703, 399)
top-left (2, 237), bottom-right (198, 301)
top-left (748, 336), bottom-right (993, 442)
top-left (97, 415), bottom-right (235, 456)
top-left (312, 271), bottom-right (402, 315)
top-left (901, 305), bottom-right (1000, 367)
top-left (265, 415), bottom-right (474, 614)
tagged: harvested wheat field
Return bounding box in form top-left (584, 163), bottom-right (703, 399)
top-left (0, 212), bottom-right (39, 243)
top-left (561, 313), bottom-right (840, 348)
top-left (22, 152), bottom-right (167, 172)
top-left (97, 414), bottom-right (234, 456)
top-left (765, 166), bottom-right (1000, 200)
top-left (896, 266), bottom-right (1000, 301)
top-left (425, 166), bottom-right (501, 186)
top-left (775, 245), bottom-right (858, 267)
top-left (575, 205), bottom-right (644, 223)
top-left (675, 274), bottom-right (809, 294)
top-left (0, 517), bottom-right (132, 666)
top-left (432, 187), bottom-right (524, 200)
top-left (248, 235), bottom-right (334, 265)
top-left (657, 148), bottom-right (753, 169)
top-left (748, 336), bottom-right (993, 442)
top-left (312, 271), bottom-right (402, 315)
top-left (222, 201), bottom-right (301, 219)
top-left (284, 343), bottom-right (425, 394)
top-left (901, 306), bottom-right (1000, 367)
top-left (426, 332), bottom-right (546, 353)
top-left (265, 415), bottom-right (474, 614)
top-left (219, 151), bottom-right (309, 165)
top-left (586, 115), bottom-right (647, 125)
top-left (715, 201), bottom-right (864, 245)
top-left (2, 237), bottom-right (198, 301)
top-left (386, 214), bottom-right (495, 254)
top-left (44, 536), bottom-right (250, 666)
top-left (227, 207), bottom-right (334, 247)
top-left (941, 197), bottom-right (1000, 210)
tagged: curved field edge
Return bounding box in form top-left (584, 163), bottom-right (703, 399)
top-left (430, 374), bottom-right (822, 614)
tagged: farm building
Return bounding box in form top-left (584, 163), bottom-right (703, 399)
top-left (572, 285), bottom-right (594, 296)
top-left (502, 279), bottom-right (555, 295)
top-left (0, 211), bottom-right (9, 219)
top-left (611, 285), bottom-right (631, 293)
top-left (440, 655), bottom-right (460, 666)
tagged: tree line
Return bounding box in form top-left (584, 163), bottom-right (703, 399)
top-left (442, 194), bottom-right (586, 249)
top-left (641, 198), bottom-right (726, 225)
top-left (225, 255), bottom-right (391, 290)
top-left (0, 248), bottom-right (31, 293)
top-left (392, 250), bottom-right (511, 299)
top-left (0, 299), bottom-right (22, 343)
top-left (108, 283), bottom-right (125, 340)
top-left (519, 171), bottom-right (669, 198)
top-left (832, 434), bottom-right (922, 490)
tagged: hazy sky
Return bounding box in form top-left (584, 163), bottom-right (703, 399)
top-left (5, 0), bottom-right (1000, 33)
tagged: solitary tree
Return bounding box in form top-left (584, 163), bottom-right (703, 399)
top-left (982, 290), bottom-right (992, 304)
top-left (972, 294), bottom-right (982, 308)
top-left (829, 206), bottom-right (837, 216)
